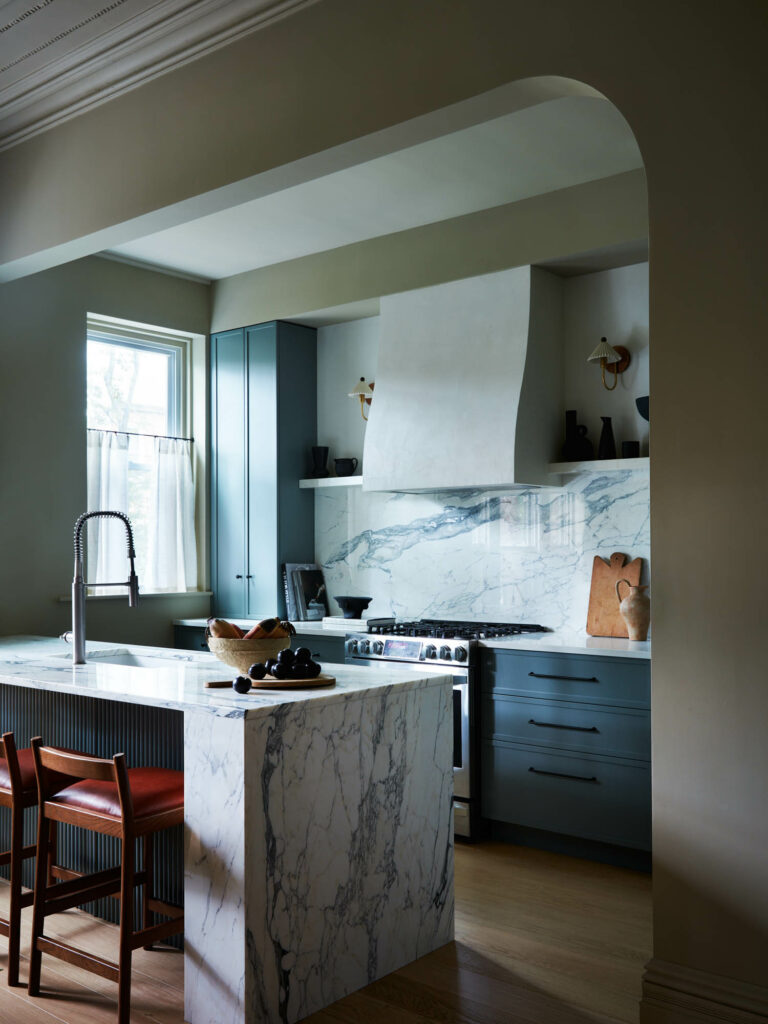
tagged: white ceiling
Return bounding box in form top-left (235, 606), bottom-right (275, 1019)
top-left (105, 96), bottom-right (643, 282)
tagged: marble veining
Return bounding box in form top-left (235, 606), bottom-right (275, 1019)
top-left (243, 679), bottom-right (454, 1022)
top-left (317, 469), bottom-right (650, 630)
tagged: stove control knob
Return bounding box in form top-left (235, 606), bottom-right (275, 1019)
top-left (358, 639), bottom-right (370, 655)
top-left (439, 645), bottom-right (452, 661)
top-left (425, 644), bottom-right (437, 659)
top-left (372, 640), bottom-right (384, 655)
top-left (454, 645), bottom-right (467, 663)
top-left (346, 639), bottom-right (359, 655)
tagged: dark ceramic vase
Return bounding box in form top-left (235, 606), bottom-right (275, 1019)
top-left (311, 446), bottom-right (329, 478)
top-left (598, 416), bottom-right (617, 460)
top-left (562, 410), bottom-right (593, 461)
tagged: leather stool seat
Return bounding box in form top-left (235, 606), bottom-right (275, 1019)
top-left (50, 767), bottom-right (184, 820)
top-left (0, 746), bottom-right (35, 794)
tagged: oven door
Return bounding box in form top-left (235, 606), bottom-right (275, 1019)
top-left (452, 677), bottom-right (471, 801)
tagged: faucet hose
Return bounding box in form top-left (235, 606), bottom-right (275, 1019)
top-left (74, 510), bottom-right (136, 562)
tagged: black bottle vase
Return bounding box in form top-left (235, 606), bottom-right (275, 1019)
top-left (310, 446), bottom-right (329, 478)
top-left (598, 416), bottom-right (617, 460)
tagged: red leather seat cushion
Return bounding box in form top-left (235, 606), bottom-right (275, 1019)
top-left (50, 767), bottom-right (183, 820)
top-left (0, 747), bottom-right (35, 793)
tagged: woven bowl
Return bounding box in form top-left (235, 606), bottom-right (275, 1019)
top-left (207, 635), bottom-right (290, 675)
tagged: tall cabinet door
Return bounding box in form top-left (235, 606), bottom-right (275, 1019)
top-left (211, 321), bottom-right (317, 620)
top-left (210, 329), bottom-right (247, 616)
top-left (245, 324), bottom-right (278, 617)
top-left (245, 321), bottom-right (316, 618)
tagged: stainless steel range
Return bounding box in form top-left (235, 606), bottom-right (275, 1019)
top-left (345, 618), bottom-right (548, 838)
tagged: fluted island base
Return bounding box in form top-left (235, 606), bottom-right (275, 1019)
top-left (184, 676), bottom-right (454, 1024)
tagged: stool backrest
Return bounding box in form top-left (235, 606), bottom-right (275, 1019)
top-left (0, 731), bottom-right (24, 794)
top-left (30, 738), bottom-right (134, 820)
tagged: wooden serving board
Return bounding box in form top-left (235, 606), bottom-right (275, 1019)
top-left (206, 673), bottom-right (336, 690)
top-left (586, 552), bottom-right (643, 638)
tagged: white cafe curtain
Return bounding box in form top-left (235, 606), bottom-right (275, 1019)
top-left (87, 430), bottom-right (198, 593)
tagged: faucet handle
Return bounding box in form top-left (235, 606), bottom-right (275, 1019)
top-left (60, 631), bottom-right (73, 644)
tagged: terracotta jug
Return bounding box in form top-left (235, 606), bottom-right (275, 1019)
top-left (615, 579), bottom-right (650, 641)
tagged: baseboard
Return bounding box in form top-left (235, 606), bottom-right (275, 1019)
top-left (485, 819), bottom-right (651, 871)
top-left (641, 958), bottom-right (768, 1023)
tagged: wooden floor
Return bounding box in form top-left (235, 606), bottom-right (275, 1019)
top-left (0, 843), bottom-right (652, 1024)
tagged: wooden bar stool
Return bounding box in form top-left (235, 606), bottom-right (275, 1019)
top-left (27, 739), bottom-right (184, 1023)
top-left (0, 732), bottom-right (39, 986)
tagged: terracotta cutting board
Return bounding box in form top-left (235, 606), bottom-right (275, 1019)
top-left (587, 552), bottom-right (643, 638)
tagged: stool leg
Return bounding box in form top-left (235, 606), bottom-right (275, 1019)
top-left (27, 812), bottom-right (50, 997)
top-left (142, 834), bottom-right (153, 950)
top-left (117, 835), bottom-right (134, 1024)
top-left (46, 820), bottom-right (57, 887)
top-left (7, 802), bottom-right (24, 987)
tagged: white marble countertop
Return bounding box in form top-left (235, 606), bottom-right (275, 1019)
top-left (479, 631), bottom-right (651, 659)
top-left (174, 619), bottom-right (650, 658)
top-left (174, 617), bottom-right (350, 635)
top-left (0, 636), bottom-right (450, 718)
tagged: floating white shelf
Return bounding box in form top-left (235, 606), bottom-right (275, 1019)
top-left (299, 476), bottom-right (365, 489)
top-left (549, 457), bottom-right (650, 475)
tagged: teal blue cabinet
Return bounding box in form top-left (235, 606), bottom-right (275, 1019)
top-left (480, 648), bottom-right (651, 854)
top-left (210, 322), bottom-right (316, 619)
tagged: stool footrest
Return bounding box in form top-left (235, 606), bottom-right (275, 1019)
top-left (131, 915), bottom-right (184, 951)
top-left (147, 897), bottom-right (182, 918)
top-left (36, 935), bottom-right (119, 983)
top-left (0, 843), bottom-right (37, 867)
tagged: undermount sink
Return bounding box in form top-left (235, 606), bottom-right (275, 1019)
top-left (49, 650), bottom-right (189, 670)
top-left (86, 652), bottom-right (186, 669)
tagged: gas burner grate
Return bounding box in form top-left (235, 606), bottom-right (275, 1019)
top-left (366, 619), bottom-right (549, 640)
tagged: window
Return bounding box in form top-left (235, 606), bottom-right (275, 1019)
top-left (86, 318), bottom-right (198, 594)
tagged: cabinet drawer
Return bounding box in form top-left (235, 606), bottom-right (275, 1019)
top-left (482, 741), bottom-right (651, 850)
top-left (483, 694), bottom-right (650, 760)
top-left (293, 633), bottom-right (346, 665)
top-left (174, 625), bottom-right (209, 652)
top-left (481, 649), bottom-right (650, 707)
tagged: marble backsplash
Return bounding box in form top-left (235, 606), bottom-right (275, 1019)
top-left (316, 468), bottom-right (650, 632)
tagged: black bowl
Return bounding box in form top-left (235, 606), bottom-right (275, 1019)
top-left (636, 395), bottom-right (650, 421)
top-left (335, 596), bottom-right (373, 619)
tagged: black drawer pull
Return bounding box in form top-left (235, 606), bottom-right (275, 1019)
top-left (528, 718), bottom-right (599, 733)
top-left (528, 671), bottom-right (599, 683)
top-left (235, 574), bottom-right (243, 579)
top-left (529, 766), bottom-right (598, 783)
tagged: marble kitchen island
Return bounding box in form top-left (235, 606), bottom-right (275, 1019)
top-left (0, 637), bottom-right (454, 1024)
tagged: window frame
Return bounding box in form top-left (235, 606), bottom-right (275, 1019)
top-left (87, 326), bottom-right (188, 439)
top-left (85, 313), bottom-right (206, 595)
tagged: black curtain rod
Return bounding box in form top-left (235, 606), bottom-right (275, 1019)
top-left (87, 427), bottom-right (194, 443)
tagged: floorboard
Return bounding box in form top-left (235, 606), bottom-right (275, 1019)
top-left (0, 842), bottom-right (651, 1023)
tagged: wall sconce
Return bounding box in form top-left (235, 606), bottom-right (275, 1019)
top-left (348, 377), bottom-right (375, 420)
top-left (587, 337), bottom-right (631, 391)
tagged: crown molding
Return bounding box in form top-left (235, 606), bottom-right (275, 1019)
top-left (95, 252), bottom-right (212, 284)
top-left (641, 958), bottom-right (768, 1023)
top-left (0, 0), bottom-right (318, 152)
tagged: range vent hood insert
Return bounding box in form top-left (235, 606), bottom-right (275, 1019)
top-left (362, 266), bottom-right (563, 491)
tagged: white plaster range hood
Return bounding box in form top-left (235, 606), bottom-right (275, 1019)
top-left (362, 266), bottom-right (563, 491)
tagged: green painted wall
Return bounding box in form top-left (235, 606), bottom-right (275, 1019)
top-left (0, 256), bottom-right (211, 646)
